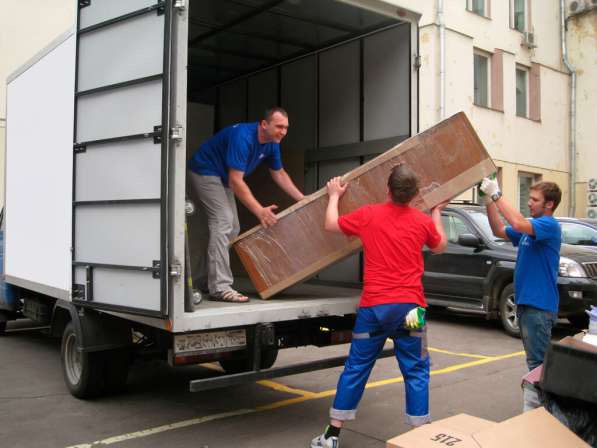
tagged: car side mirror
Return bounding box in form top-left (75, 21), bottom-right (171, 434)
top-left (458, 233), bottom-right (482, 248)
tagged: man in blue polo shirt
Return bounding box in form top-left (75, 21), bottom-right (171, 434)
top-left (188, 107), bottom-right (304, 303)
top-left (481, 178), bottom-right (562, 370)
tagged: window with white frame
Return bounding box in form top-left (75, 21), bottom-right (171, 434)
top-left (474, 51), bottom-right (490, 107)
top-left (516, 66), bottom-right (529, 117)
top-left (467, 0), bottom-right (489, 17)
top-left (518, 172), bottom-right (541, 217)
top-left (510, 0), bottom-right (526, 32)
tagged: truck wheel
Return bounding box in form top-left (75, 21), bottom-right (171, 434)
top-left (499, 284), bottom-right (520, 338)
top-left (219, 347), bottom-right (278, 374)
top-left (61, 322), bottom-right (103, 398)
top-left (60, 322), bottom-right (130, 398)
top-left (567, 313), bottom-right (589, 329)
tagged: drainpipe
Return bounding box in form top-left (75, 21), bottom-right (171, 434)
top-left (560, 0), bottom-right (577, 217)
top-left (438, 0), bottom-right (445, 121)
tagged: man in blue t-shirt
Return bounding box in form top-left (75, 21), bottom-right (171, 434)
top-left (481, 178), bottom-right (562, 370)
top-left (188, 107), bottom-right (304, 303)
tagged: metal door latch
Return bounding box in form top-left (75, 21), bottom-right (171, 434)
top-left (170, 125), bottom-right (184, 142)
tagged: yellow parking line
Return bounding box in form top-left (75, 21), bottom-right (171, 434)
top-left (428, 347), bottom-right (491, 359)
top-left (256, 379), bottom-right (317, 397)
top-left (65, 349), bottom-right (524, 448)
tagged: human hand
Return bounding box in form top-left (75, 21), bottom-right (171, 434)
top-left (258, 205), bottom-right (278, 228)
top-left (431, 201), bottom-right (449, 214)
top-left (404, 307), bottom-right (426, 329)
top-left (327, 177), bottom-right (348, 198)
top-left (480, 177), bottom-right (500, 197)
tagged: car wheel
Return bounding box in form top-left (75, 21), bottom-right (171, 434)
top-left (0, 321), bottom-right (6, 336)
top-left (567, 313), bottom-right (589, 330)
top-left (499, 284), bottom-right (520, 338)
top-left (219, 347), bottom-right (278, 374)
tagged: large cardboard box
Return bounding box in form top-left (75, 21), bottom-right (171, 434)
top-left (387, 409), bottom-right (589, 448)
top-left (386, 414), bottom-right (496, 448)
top-left (233, 112), bottom-right (496, 299)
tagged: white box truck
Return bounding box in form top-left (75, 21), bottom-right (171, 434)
top-left (1, 0), bottom-right (421, 398)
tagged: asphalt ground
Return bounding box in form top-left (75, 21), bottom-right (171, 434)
top-left (0, 310), bottom-right (578, 448)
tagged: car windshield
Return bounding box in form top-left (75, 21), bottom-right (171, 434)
top-left (463, 210), bottom-right (508, 243)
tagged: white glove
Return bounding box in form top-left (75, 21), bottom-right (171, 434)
top-left (480, 177), bottom-right (500, 197)
top-left (405, 307), bottom-right (424, 329)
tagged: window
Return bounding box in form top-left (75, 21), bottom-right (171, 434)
top-left (518, 172), bottom-right (540, 217)
top-left (516, 66), bottom-right (528, 117)
top-left (561, 222), bottom-right (597, 247)
top-left (474, 52), bottom-right (489, 107)
top-left (442, 215), bottom-right (473, 244)
top-left (510, 0), bottom-right (526, 32)
top-left (467, 0), bottom-right (488, 16)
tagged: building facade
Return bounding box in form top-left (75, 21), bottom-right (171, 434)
top-left (0, 0), bottom-right (595, 216)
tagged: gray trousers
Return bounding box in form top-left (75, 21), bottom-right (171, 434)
top-left (188, 172), bottom-right (240, 295)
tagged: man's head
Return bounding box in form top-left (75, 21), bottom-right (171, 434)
top-left (259, 107), bottom-right (289, 144)
top-left (387, 164), bottom-right (420, 204)
top-left (528, 181), bottom-right (561, 217)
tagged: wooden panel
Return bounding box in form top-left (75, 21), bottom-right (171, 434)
top-left (232, 112), bottom-right (496, 299)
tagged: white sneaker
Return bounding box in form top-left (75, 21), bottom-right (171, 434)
top-left (310, 433), bottom-right (339, 448)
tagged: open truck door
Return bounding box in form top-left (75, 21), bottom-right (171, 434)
top-left (72, 1), bottom-right (175, 317)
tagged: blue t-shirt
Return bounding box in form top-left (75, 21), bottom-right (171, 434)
top-left (188, 122), bottom-right (283, 187)
top-left (506, 215), bottom-right (561, 312)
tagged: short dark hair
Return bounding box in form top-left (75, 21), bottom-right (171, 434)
top-left (263, 106), bottom-right (288, 122)
top-left (387, 164), bottom-right (420, 204)
top-left (530, 181), bottom-right (562, 211)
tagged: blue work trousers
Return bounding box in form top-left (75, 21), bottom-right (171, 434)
top-left (517, 304), bottom-right (557, 371)
top-left (330, 304), bottom-right (431, 427)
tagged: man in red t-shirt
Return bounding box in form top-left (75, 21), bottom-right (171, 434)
top-left (311, 164), bottom-right (448, 448)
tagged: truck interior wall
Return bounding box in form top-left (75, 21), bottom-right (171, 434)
top-left (185, 1), bottom-right (410, 286)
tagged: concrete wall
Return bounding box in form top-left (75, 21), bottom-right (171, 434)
top-left (0, 1), bottom-right (75, 207)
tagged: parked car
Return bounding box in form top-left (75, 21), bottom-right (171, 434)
top-left (423, 204), bottom-right (597, 337)
top-left (557, 217), bottom-right (597, 251)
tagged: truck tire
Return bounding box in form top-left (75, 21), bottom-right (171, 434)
top-left (219, 347), bottom-right (278, 374)
top-left (499, 283), bottom-right (520, 338)
top-left (61, 322), bottom-right (130, 398)
top-left (567, 313), bottom-right (589, 330)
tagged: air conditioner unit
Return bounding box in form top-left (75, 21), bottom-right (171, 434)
top-left (568, 0), bottom-right (587, 15)
top-left (522, 32), bottom-right (537, 49)
top-left (588, 177), bottom-right (597, 191)
top-left (588, 191), bottom-right (597, 206)
top-left (587, 207), bottom-right (597, 219)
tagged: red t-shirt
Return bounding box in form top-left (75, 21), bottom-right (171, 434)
top-left (338, 202), bottom-right (441, 308)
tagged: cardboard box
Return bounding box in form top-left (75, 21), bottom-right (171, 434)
top-left (233, 112), bottom-right (496, 299)
top-left (387, 414), bottom-right (496, 448)
top-left (387, 409), bottom-right (589, 448)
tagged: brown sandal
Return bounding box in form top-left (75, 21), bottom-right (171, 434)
top-left (208, 289), bottom-right (249, 303)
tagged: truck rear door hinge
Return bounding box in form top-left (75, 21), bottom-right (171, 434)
top-left (153, 125), bottom-right (163, 144)
top-left (174, 0), bottom-right (186, 12)
top-left (79, 0), bottom-right (90, 8)
top-left (170, 125), bottom-right (184, 142)
top-left (169, 263), bottom-right (182, 279)
top-left (414, 55), bottom-right (421, 70)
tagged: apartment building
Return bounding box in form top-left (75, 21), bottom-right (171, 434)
top-left (0, 0), bottom-right (595, 217)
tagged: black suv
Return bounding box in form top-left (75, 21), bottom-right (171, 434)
top-left (423, 204), bottom-right (597, 336)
